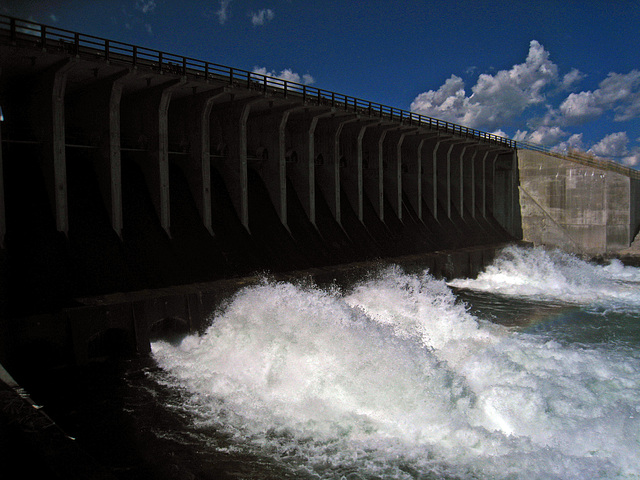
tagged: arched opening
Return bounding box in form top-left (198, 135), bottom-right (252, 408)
top-left (286, 150), bottom-right (298, 164)
top-left (315, 153), bottom-right (324, 166)
top-left (214, 142), bottom-right (229, 158)
top-left (339, 155), bottom-right (347, 168)
top-left (255, 146), bottom-right (269, 162)
top-left (149, 317), bottom-right (190, 346)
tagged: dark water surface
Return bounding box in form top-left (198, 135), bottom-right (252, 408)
top-left (20, 246), bottom-right (640, 479)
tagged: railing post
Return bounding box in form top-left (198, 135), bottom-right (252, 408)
top-left (283, 80), bottom-right (288, 98)
top-left (10, 17), bottom-right (16, 42)
top-left (331, 92), bottom-right (335, 107)
top-left (132, 45), bottom-right (137, 67)
top-left (263, 74), bottom-right (267, 92)
top-left (158, 51), bottom-right (163, 72)
top-left (229, 67), bottom-right (233, 85)
top-left (303, 85), bottom-right (307, 103)
top-left (204, 62), bottom-right (209, 80)
top-left (74, 32), bottom-right (79, 55)
top-left (104, 39), bottom-right (110, 62)
top-left (182, 57), bottom-right (186, 75)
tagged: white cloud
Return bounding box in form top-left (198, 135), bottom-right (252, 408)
top-left (253, 67), bottom-right (315, 85)
top-left (411, 40), bottom-right (558, 130)
top-left (559, 91), bottom-right (602, 124)
top-left (558, 70), bottom-right (640, 125)
top-left (511, 126), bottom-right (567, 146)
top-left (135, 0), bottom-right (156, 14)
top-left (554, 133), bottom-right (585, 153)
top-left (588, 132), bottom-right (629, 158)
top-left (583, 132), bottom-right (639, 167)
top-left (561, 68), bottom-right (585, 90)
top-left (251, 8), bottom-right (275, 26)
top-left (215, 0), bottom-right (232, 24)
top-left (491, 129), bottom-right (508, 138)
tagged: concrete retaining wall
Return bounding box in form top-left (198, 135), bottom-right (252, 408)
top-left (518, 149), bottom-right (640, 255)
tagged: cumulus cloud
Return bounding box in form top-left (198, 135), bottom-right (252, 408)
top-left (558, 70), bottom-right (640, 125)
top-left (512, 126), bottom-right (567, 146)
top-left (561, 68), bottom-right (585, 90)
top-left (410, 39), bottom-right (640, 167)
top-left (586, 132), bottom-right (640, 166)
top-left (253, 67), bottom-right (315, 85)
top-left (554, 133), bottom-right (585, 153)
top-left (410, 40), bottom-right (558, 130)
top-left (589, 132), bottom-right (630, 157)
top-left (251, 8), bottom-right (275, 26)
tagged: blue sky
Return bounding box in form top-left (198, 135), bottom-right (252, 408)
top-left (3, 0), bottom-right (640, 167)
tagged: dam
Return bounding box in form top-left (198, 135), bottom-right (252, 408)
top-left (1, 15), bottom-right (640, 480)
top-left (0, 15), bottom-right (639, 369)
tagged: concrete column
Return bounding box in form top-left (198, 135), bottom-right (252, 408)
top-left (431, 140), bottom-right (441, 221)
top-left (211, 96), bottom-right (263, 233)
top-left (247, 105), bottom-right (304, 231)
top-left (313, 112), bottom-right (356, 226)
top-left (0, 116), bottom-right (4, 248)
top-left (480, 150), bottom-right (500, 219)
top-left (362, 123), bottom-right (396, 222)
top-left (401, 133), bottom-right (432, 221)
top-left (340, 119), bottom-right (379, 222)
top-left (284, 108), bottom-right (335, 228)
top-left (177, 87), bottom-right (228, 236)
top-left (464, 149), bottom-right (478, 219)
top-left (454, 142), bottom-right (473, 219)
top-left (68, 70), bottom-right (132, 239)
top-left (480, 150), bottom-right (490, 218)
top-left (34, 58), bottom-right (76, 235)
top-left (383, 128), bottom-right (415, 221)
top-left (121, 78), bottom-right (184, 237)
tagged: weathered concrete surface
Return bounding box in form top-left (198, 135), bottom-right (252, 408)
top-left (518, 149), bottom-right (640, 255)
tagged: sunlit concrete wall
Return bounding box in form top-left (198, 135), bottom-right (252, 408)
top-left (518, 149), bottom-right (640, 255)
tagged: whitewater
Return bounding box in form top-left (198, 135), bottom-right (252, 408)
top-left (151, 245), bottom-right (640, 479)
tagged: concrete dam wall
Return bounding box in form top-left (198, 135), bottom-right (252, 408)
top-left (518, 149), bottom-right (640, 256)
top-left (0, 16), bottom-right (520, 326)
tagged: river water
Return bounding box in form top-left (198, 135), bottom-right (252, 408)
top-left (47, 244), bottom-right (640, 479)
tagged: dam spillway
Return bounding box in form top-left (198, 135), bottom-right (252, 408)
top-left (0, 14), bottom-right (520, 325)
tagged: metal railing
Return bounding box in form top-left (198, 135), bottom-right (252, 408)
top-left (0, 14), bottom-right (514, 149)
top-left (3, 14), bottom-right (638, 179)
top-left (517, 140), bottom-right (640, 179)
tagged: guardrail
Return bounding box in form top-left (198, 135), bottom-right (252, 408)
top-left (517, 140), bottom-right (640, 180)
top-left (0, 14), bottom-right (514, 148)
top-left (3, 14), bottom-right (638, 179)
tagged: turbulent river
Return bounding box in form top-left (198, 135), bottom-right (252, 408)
top-left (137, 245), bottom-right (640, 479)
top-left (65, 245), bottom-right (640, 479)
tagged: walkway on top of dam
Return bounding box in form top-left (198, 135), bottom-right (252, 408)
top-left (0, 15), bottom-right (515, 149)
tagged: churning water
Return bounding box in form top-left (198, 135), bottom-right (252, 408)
top-left (150, 245), bottom-right (640, 479)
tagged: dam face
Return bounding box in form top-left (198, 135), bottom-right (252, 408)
top-left (0, 16), bottom-right (520, 368)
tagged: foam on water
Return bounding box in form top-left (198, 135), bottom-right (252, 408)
top-left (152, 257), bottom-right (640, 479)
top-left (448, 245), bottom-right (640, 309)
